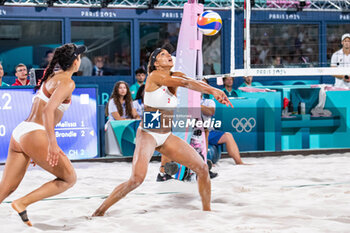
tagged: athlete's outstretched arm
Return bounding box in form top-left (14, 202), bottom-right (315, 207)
top-left (150, 71), bottom-right (233, 108)
top-left (171, 72), bottom-right (213, 89)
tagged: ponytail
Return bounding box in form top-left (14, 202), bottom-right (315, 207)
top-left (34, 43), bottom-right (78, 92)
top-left (34, 50), bottom-right (59, 92)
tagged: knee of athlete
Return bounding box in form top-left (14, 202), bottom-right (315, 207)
top-left (5, 185), bottom-right (18, 196)
top-left (0, 182), bottom-right (17, 197)
top-left (196, 162), bottom-right (209, 177)
top-left (129, 174), bottom-right (145, 188)
top-left (66, 169), bottom-right (77, 188)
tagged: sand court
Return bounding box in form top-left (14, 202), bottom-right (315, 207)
top-left (1, 154), bottom-right (349, 232)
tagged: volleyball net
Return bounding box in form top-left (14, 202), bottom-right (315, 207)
top-left (204, 0), bottom-right (350, 79)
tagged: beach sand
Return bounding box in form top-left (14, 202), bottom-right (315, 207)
top-left (1, 154), bottom-right (349, 233)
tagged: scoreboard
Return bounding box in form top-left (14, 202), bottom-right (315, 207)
top-left (0, 86), bottom-right (99, 163)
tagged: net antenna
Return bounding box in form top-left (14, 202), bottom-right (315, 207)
top-left (244, 0), bottom-right (251, 70)
top-left (230, 0), bottom-right (235, 73)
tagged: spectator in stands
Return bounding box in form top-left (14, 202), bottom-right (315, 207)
top-left (222, 75), bottom-right (241, 97)
top-left (40, 50), bottom-right (53, 68)
top-left (203, 62), bottom-right (215, 75)
top-left (240, 76), bottom-right (262, 87)
top-left (331, 33), bottom-right (350, 88)
top-left (201, 96), bottom-right (245, 165)
top-left (258, 41), bottom-right (270, 65)
top-left (0, 63), bottom-right (9, 87)
top-left (12, 64), bottom-right (29, 86)
top-left (133, 84), bottom-right (145, 119)
top-left (105, 81), bottom-right (140, 120)
top-left (130, 68), bottom-right (146, 99)
top-left (77, 54), bottom-right (93, 76)
top-left (92, 56), bottom-right (109, 76)
top-left (271, 55), bottom-right (284, 68)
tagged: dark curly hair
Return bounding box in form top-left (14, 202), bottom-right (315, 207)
top-left (34, 43), bottom-right (80, 92)
top-left (105, 81), bottom-right (135, 119)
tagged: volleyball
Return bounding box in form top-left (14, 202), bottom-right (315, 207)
top-left (197, 10), bottom-right (222, 36)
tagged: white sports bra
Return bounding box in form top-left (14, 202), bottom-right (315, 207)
top-left (35, 83), bottom-right (71, 112)
top-left (144, 86), bottom-right (178, 109)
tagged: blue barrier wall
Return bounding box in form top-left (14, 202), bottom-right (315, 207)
top-left (104, 87), bottom-right (350, 156)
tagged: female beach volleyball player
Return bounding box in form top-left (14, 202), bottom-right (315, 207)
top-left (93, 46), bottom-right (232, 216)
top-left (0, 43), bottom-right (86, 226)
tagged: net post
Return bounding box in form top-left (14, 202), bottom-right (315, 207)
top-left (230, 0), bottom-right (235, 74)
top-left (244, 0), bottom-right (251, 71)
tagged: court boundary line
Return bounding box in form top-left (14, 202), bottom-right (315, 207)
top-left (2, 148), bottom-right (350, 165)
top-left (3, 192), bottom-right (183, 203)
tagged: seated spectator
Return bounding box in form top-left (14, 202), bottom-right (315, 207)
top-left (240, 76), bottom-right (262, 87)
top-left (105, 81), bottom-right (140, 120)
top-left (92, 56), bottom-right (110, 76)
top-left (12, 63), bottom-right (29, 86)
top-left (40, 50), bottom-right (53, 68)
top-left (0, 63), bottom-right (9, 87)
top-left (202, 97), bottom-right (245, 165)
top-left (222, 75), bottom-right (241, 97)
top-left (77, 54), bottom-right (93, 76)
top-left (271, 55), bottom-right (284, 68)
top-left (133, 84), bottom-right (145, 119)
top-left (130, 67), bottom-right (146, 99)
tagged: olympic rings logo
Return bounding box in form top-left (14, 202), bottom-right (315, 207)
top-left (231, 117), bottom-right (256, 133)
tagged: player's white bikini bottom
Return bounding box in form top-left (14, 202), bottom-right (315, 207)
top-left (139, 127), bottom-right (171, 147)
top-left (12, 121), bottom-right (45, 143)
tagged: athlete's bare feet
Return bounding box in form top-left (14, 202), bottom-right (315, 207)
top-left (92, 208), bottom-right (105, 217)
top-left (11, 200), bottom-right (32, 226)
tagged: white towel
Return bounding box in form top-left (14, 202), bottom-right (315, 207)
top-left (311, 84), bottom-right (332, 117)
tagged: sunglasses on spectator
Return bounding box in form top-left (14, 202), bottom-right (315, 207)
top-left (16, 69), bottom-right (27, 72)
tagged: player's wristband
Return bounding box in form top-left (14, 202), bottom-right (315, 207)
top-left (345, 75), bottom-right (349, 80)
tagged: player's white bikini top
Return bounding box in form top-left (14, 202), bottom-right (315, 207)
top-left (35, 83), bottom-right (71, 112)
top-left (144, 85), bottom-right (178, 109)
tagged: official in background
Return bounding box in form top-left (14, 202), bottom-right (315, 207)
top-left (331, 33), bottom-right (350, 88)
top-left (92, 56), bottom-right (110, 76)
